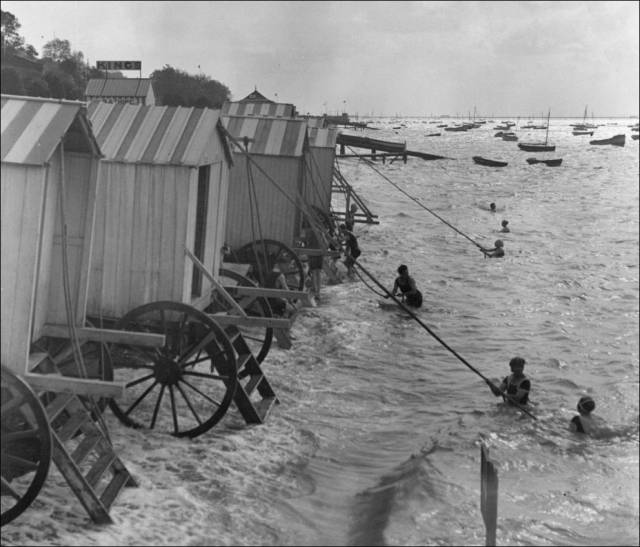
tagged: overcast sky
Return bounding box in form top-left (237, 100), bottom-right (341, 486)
top-left (3, 1), bottom-right (639, 117)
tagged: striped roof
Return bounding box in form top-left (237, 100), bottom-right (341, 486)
top-left (221, 115), bottom-right (307, 157)
top-left (1, 94), bottom-right (99, 166)
top-left (87, 101), bottom-right (226, 166)
top-left (305, 116), bottom-right (326, 129)
top-left (85, 78), bottom-right (152, 98)
top-left (221, 101), bottom-right (295, 118)
top-left (307, 126), bottom-right (338, 148)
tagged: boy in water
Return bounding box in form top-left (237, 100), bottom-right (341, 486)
top-left (388, 264), bottom-right (423, 308)
top-left (339, 223), bottom-right (361, 278)
top-left (569, 396), bottom-right (611, 436)
top-left (481, 239), bottom-right (505, 258)
top-left (489, 202), bottom-right (497, 213)
top-left (500, 220), bottom-right (510, 233)
top-left (488, 357), bottom-right (530, 405)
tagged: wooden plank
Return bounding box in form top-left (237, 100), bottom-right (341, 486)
top-left (221, 261), bottom-right (252, 277)
top-left (24, 373), bottom-right (126, 398)
top-left (208, 313), bottom-right (291, 329)
top-left (100, 469), bottom-right (131, 508)
top-left (27, 352), bottom-right (49, 372)
top-left (222, 285), bottom-right (312, 304)
top-left (85, 452), bottom-right (115, 488)
top-left (41, 324), bottom-right (166, 347)
top-left (292, 247), bottom-right (341, 258)
top-left (71, 432), bottom-right (101, 466)
top-left (56, 409), bottom-right (89, 443)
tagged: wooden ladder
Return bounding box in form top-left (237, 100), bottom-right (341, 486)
top-left (43, 391), bottom-right (137, 524)
top-left (224, 325), bottom-right (279, 423)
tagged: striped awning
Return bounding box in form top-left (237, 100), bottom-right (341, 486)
top-left (1, 95), bottom-right (94, 166)
top-left (307, 127), bottom-right (337, 149)
top-left (87, 101), bottom-right (225, 165)
top-left (221, 101), bottom-right (295, 118)
top-left (85, 78), bottom-right (152, 98)
top-left (221, 115), bottom-right (307, 157)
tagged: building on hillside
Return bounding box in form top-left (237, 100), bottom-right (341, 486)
top-left (221, 88), bottom-right (297, 118)
top-left (84, 78), bottom-right (155, 105)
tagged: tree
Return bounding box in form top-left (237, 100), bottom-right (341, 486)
top-left (1, 10), bottom-right (37, 57)
top-left (41, 38), bottom-right (72, 63)
top-left (151, 65), bottom-right (230, 108)
top-left (1, 66), bottom-right (24, 94)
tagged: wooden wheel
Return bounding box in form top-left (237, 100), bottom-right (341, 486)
top-left (1, 365), bottom-right (52, 526)
top-left (232, 238), bottom-right (305, 291)
top-left (207, 268), bottom-right (274, 363)
top-left (109, 302), bottom-right (238, 438)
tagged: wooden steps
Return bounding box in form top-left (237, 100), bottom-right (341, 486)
top-left (224, 325), bottom-right (279, 424)
top-left (42, 392), bottom-right (137, 524)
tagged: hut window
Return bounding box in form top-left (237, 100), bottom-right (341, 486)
top-left (191, 165), bottom-right (210, 297)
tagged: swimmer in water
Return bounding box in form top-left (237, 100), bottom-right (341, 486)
top-left (500, 220), bottom-right (510, 233)
top-left (569, 396), bottom-right (610, 436)
top-left (487, 356), bottom-right (530, 405)
top-left (489, 202), bottom-right (497, 213)
top-left (481, 239), bottom-right (505, 258)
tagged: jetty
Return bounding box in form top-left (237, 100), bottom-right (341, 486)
top-left (336, 133), bottom-right (449, 162)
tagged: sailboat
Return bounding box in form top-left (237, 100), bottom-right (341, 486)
top-left (518, 109), bottom-right (556, 152)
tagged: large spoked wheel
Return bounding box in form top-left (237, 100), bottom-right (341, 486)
top-left (109, 302), bottom-right (238, 438)
top-left (30, 331), bottom-right (114, 414)
top-left (207, 268), bottom-right (274, 363)
top-left (232, 238), bottom-right (305, 291)
top-left (1, 365), bottom-right (52, 526)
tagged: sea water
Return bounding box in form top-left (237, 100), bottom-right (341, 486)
top-left (2, 118), bottom-right (638, 546)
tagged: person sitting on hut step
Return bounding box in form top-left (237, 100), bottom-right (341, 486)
top-left (500, 220), bottom-right (510, 233)
top-left (481, 239), bottom-right (505, 258)
top-left (339, 223), bottom-right (361, 279)
top-left (387, 264), bottom-right (423, 308)
top-left (488, 356), bottom-right (530, 405)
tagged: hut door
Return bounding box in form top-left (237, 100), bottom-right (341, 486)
top-left (191, 165), bottom-right (210, 297)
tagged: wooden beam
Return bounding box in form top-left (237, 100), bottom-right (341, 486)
top-left (41, 324), bottom-right (166, 348)
top-left (292, 247), bottom-right (342, 258)
top-left (208, 313), bottom-right (291, 329)
top-left (223, 285), bottom-right (312, 305)
top-left (24, 373), bottom-right (126, 398)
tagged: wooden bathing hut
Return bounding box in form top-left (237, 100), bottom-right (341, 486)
top-left (84, 100), bottom-right (285, 438)
top-left (221, 88), bottom-right (297, 118)
top-left (304, 125), bottom-right (338, 220)
top-left (1, 94), bottom-right (163, 526)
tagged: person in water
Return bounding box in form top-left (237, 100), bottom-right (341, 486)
top-left (345, 203), bottom-right (358, 232)
top-left (388, 264), bottom-right (423, 308)
top-left (489, 202), bottom-right (497, 213)
top-left (488, 356), bottom-right (530, 405)
top-left (339, 223), bottom-right (361, 278)
top-left (569, 396), bottom-right (607, 435)
top-left (481, 239), bottom-right (505, 258)
top-left (500, 220), bottom-right (510, 233)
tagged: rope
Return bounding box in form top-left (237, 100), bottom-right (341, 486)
top-left (345, 145), bottom-right (485, 251)
top-left (58, 143), bottom-right (113, 443)
top-left (353, 259), bottom-right (537, 420)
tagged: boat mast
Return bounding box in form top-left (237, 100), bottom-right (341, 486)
top-left (544, 109), bottom-right (551, 145)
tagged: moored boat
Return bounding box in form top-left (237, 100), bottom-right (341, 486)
top-left (589, 134), bottom-right (625, 146)
top-left (518, 142), bottom-right (556, 152)
top-left (502, 132), bottom-right (518, 142)
top-left (473, 156), bottom-right (508, 167)
top-left (526, 157), bottom-right (563, 166)
top-left (572, 130), bottom-right (594, 136)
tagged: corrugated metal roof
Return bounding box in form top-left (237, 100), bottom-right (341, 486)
top-left (307, 127), bottom-right (337, 148)
top-left (85, 78), bottom-right (152, 98)
top-left (221, 115), bottom-right (307, 157)
top-left (1, 94), bottom-right (94, 165)
top-left (221, 101), bottom-right (295, 118)
top-left (87, 101), bottom-right (225, 166)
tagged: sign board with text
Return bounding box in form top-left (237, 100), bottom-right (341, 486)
top-left (96, 61), bottom-right (141, 71)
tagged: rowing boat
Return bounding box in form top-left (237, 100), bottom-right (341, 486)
top-left (473, 156), bottom-right (508, 167)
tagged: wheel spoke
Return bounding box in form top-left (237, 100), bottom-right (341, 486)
top-left (181, 352), bottom-right (212, 369)
top-left (124, 380), bottom-right (159, 417)
top-left (3, 428), bottom-right (40, 442)
top-left (149, 384), bottom-right (166, 429)
top-left (176, 331), bottom-right (219, 368)
top-left (169, 385), bottom-right (179, 434)
top-left (1, 393), bottom-right (25, 414)
top-left (183, 370), bottom-right (231, 382)
top-left (180, 378), bottom-right (224, 407)
top-left (126, 372), bottom-right (156, 388)
top-left (1, 477), bottom-right (21, 500)
top-left (3, 453), bottom-right (39, 472)
top-left (175, 382), bottom-right (202, 425)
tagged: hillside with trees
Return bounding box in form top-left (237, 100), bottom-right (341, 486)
top-left (1, 9), bottom-right (231, 106)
